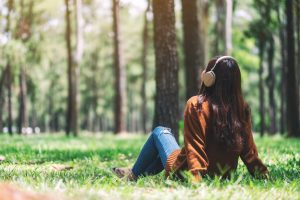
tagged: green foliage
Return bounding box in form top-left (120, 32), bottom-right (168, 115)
top-left (0, 134), bottom-right (299, 199)
top-left (0, 0), bottom-right (294, 133)
top-left (2, 39), bottom-right (27, 67)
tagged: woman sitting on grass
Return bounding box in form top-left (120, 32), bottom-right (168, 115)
top-left (113, 56), bottom-right (269, 182)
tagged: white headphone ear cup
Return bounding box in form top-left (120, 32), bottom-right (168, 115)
top-left (202, 71), bottom-right (216, 87)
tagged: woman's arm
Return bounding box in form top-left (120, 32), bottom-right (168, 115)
top-left (240, 106), bottom-right (269, 178)
top-left (183, 97), bottom-right (209, 182)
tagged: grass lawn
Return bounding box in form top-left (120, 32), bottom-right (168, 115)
top-left (0, 133), bottom-right (299, 200)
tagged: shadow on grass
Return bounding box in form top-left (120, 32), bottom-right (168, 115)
top-left (0, 147), bottom-right (140, 164)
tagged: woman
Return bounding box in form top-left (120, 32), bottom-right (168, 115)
top-left (113, 56), bottom-right (269, 182)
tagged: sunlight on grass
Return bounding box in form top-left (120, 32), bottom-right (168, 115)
top-left (0, 134), bottom-right (299, 199)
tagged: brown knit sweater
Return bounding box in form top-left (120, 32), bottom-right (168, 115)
top-left (165, 96), bottom-right (268, 182)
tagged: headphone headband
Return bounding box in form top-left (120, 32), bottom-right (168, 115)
top-left (210, 56), bottom-right (235, 71)
top-left (201, 56), bottom-right (236, 87)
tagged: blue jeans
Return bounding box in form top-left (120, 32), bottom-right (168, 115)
top-left (132, 126), bottom-right (180, 177)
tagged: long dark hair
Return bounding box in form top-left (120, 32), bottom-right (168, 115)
top-left (198, 56), bottom-right (250, 150)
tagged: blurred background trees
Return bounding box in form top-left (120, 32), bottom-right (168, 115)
top-left (0, 0), bottom-right (299, 138)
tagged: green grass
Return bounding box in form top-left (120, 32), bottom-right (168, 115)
top-left (0, 134), bottom-right (299, 200)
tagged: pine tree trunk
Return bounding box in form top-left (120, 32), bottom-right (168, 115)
top-left (296, 0), bottom-right (300, 120)
top-left (182, 0), bottom-right (203, 99)
top-left (5, 0), bottom-right (13, 135)
top-left (7, 62), bottom-right (13, 135)
top-left (277, 5), bottom-right (287, 134)
top-left (31, 96), bottom-right (36, 133)
top-left (214, 0), bottom-right (226, 55)
top-left (225, 0), bottom-right (233, 55)
top-left (258, 43), bottom-right (265, 136)
top-left (91, 51), bottom-right (99, 133)
top-left (267, 37), bottom-right (277, 134)
top-left (48, 88), bottom-right (53, 132)
top-left (152, 0), bottom-right (179, 141)
top-left (112, 0), bottom-right (126, 134)
top-left (0, 69), bottom-right (8, 132)
top-left (286, 0), bottom-right (300, 137)
top-left (141, 0), bottom-right (150, 134)
top-left (198, 0), bottom-right (210, 66)
top-left (65, 0), bottom-right (78, 136)
top-left (70, 0), bottom-right (83, 136)
top-left (17, 0), bottom-right (33, 134)
top-left (18, 66), bottom-right (28, 134)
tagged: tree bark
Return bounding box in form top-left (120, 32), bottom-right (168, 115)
top-left (112, 0), bottom-right (126, 134)
top-left (286, 0), bottom-right (300, 137)
top-left (152, 0), bottom-right (179, 141)
top-left (276, 5), bottom-right (287, 134)
top-left (266, 36), bottom-right (276, 134)
top-left (141, 0), bottom-right (151, 134)
top-left (17, 0), bottom-right (31, 134)
top-left (5, 0), bottom-right (14, 135)
top-left (75, 0), bottom-right (84, 64)
top-left (198, 0), bottom-right (210, 66)
top-left (65, 0), bottom-right (78, 136)
top-left (7, 62), bottom-right (13, 135)
top-left (0, 69), bottom-right (8, 132)
top-left (258, 42), bottom-right (265, 137)
top-left (71, 0), bottom-right (83, 136)
top-left (181, 0), bottom-right (204, 99)
top-left (18, 67), bottom-right (28, 134)
top-left (90, 50), bottom-right (99, 133)
top-left (31, 92), bottom-right (37, 133)
top-left (296, 0), bottom-right (300, 120)
top-left (214, 0), bottom-right (226, 55)
top-left (225, 0), bottom-right (233, 55)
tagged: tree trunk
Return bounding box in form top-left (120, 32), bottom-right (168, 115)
top-left (0, 69), bottom-right (8, 132)
top-left (141, 0), bottom-right (151, 134)
top-left (71, 0), bottom-right (83, 136)
top-left (75, 0), bottom-right (84, 64)
top-left (112, 0), bottom-right (126, 134)
top-left (65, 0), bottom-right (78, 136)
top-left (277, 5), bottom-right (287, 134)
top-left (17, 0), bottom-right (33, 134)
top-left (18, 66), bottom-right (28, 134)
top-left (7, 62), bottom-right (13, 135)
top-left (48, 77), bottom-right (55, 132)
top-left (258, 42), bottom-right (265, 137)
top-left (286, 0), bottom-right (300, 137)
top-left (266, 36), bottom-right (277, 134)
top-left (5, 0), bottom-right (14, 135)
top-left (31, 94), bottom-right (36, 133)
top-left (225, 0), bottom-right (233, 55)
top-left (181, 0), bottom-right (204, 99)
top-left (152, 0), bottom-right (179, 141)
top-left (198, 0), bottom-right (210, 66)
top-left (214, 0), bottom-right (226, 55)
top-left (296, 0), bottom-right (300, 120)
top-left (91, 51), bottom-right (99, 133)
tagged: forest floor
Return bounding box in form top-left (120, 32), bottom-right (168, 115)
top-left (0, 133), bottom-right (299, 200)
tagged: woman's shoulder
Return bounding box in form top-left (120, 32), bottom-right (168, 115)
top-left (186, 95), bottom-right (210, 114)
top-left (186, 95), bottom-right (199, 105)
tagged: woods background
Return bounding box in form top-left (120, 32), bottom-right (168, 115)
top-left (0, 0), bottom-right (299, 139)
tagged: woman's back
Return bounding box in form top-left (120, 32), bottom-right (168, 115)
top-left (113, 56), bottom-right (268, 182)
top-left (165, 96), bottom-right (268, 180)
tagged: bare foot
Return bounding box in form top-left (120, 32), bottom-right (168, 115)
top-left (112, 167), bottom-right (137, 181)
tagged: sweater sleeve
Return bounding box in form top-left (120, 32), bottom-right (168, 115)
top-left (240, 106), bottom-right (269, 178)
top-left (183, 98), bottom-right (209, 182)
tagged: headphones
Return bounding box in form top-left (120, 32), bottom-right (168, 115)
top-left (201, 56), bottom-right (236, 87)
